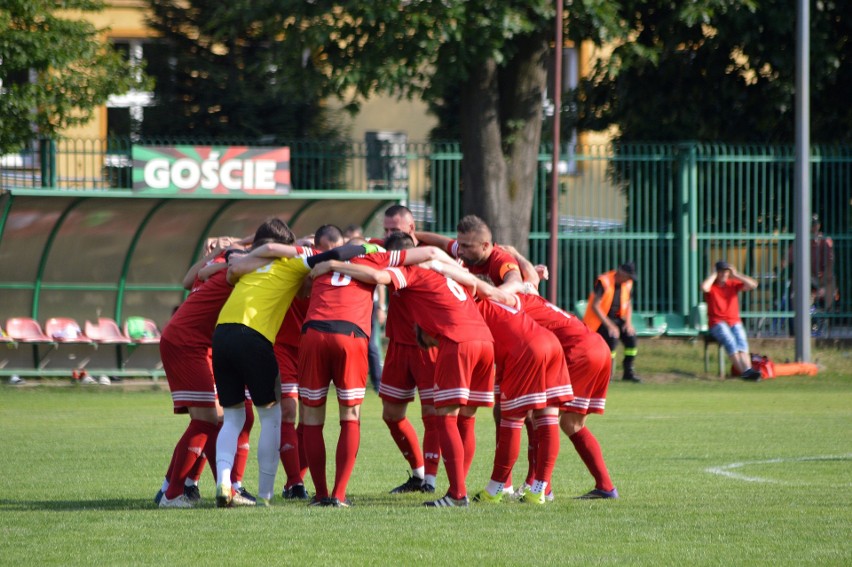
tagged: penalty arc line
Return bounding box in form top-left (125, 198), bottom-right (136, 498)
top-left (705, 454), bottom-right (852, 484)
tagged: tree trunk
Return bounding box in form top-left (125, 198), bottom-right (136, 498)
top-left (459, 36), bottom-right (549, 257)
top-left (459, 58), bottom-right (509, 240)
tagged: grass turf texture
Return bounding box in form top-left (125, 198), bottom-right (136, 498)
top-left (0, 341), bottom-right (850, 566)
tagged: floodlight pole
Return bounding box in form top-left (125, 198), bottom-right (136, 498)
top-left (793, 0), bottom-right (811, 361)
top-left (548, 0), bottom-right (563, 304)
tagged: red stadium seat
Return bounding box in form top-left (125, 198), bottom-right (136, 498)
top-left (85, 318), bottom-right (132, 344)
top-left (45, 317), bottom-right (93, 344)
top-left (5, 318), bottom-right (54, 343)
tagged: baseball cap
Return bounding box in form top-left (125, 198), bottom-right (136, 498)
top-left (619, 261), bottom-right (637, 281)
top-left (715, 260), bottom-right (732, 271)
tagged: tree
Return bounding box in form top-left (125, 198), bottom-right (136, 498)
top-left (0, 0), bottom-right (140, 154)
top-left (143, 0), bottom-right (342, 141)
top-left (280, 0), bottom-right (558, 254)
top-left (566, 0), bottom-right (852, 143)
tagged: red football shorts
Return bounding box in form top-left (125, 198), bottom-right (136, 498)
top-left (562, 332), bottom-right (611, 415)
top-left (297, 327), bottom-right (369, 407)
top-left (274, 342), bottom-right (300, 399)
top-left (379, 341), bottom-right (438, 404)
top-left (498, 331), bottom-right (573, 418)
top-left (160, 337), bottom-right (216, 414)
top-left (432, 339), bottom-right (495, 408)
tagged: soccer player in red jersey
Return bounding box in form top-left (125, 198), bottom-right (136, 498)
top-left (272, 229), bottom-right (341, 501)
top-left (418, 260), bottom-right (572, 505)
top-left (378, 205), bottom-right (442, 494)
top-left (417, 215), bottom-right (545, 493)
top-left (313, 231), bottom-right (495, 508)
top-left (510, 292), bottom-right (619, 499)
top-left (471, 297), bottom-right (573, 505)
top-left (157, 240), bottom-right (255, 508)
top-left (212, 220), bottom-right (372, 508)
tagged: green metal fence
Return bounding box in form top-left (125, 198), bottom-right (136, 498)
top-left (1, 138), bottom-right (849, 337)
top-left (524, 143), bottom-right (851, 337)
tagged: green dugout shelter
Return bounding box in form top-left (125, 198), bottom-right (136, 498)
top-left (0, 188), bottom-right (402, 376)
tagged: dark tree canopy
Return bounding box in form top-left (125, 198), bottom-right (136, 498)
top-left (0, 0), bottom-right (140, 154)
top-left (566, 0), bottom-right (852, 143)
top-left (142, 0), bottom-right (342, 141)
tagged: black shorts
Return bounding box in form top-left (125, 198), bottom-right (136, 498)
top-left (212, 323), bottom-right (279, 407)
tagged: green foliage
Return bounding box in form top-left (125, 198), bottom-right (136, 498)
top-left (280, 0), bottom-right (554, 109)
top-left (0, 344), bottom-right (850, 565)
top-left (0, 0), bottom-right (141, 154)
top-left (567, 0), bottom-right (852, 143)
top-left (143, 0), bottom-right (344, 141)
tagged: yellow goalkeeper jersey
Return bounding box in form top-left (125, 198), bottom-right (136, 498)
top-left (216, 256), bottom-right (310, 343)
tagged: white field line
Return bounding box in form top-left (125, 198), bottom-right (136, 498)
top-left (705, 454), bottom-right (852, 485)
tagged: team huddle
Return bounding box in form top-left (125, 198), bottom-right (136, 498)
top-left (155, 205), bottom-right (618, 509)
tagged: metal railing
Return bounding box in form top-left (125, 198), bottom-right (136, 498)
top-left (2, 138), bottom-right (849, 336)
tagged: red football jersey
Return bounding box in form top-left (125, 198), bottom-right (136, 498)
top-left (515, 293), bottom-right (590, 339)
top-left (305, 250), bottom-right (406, 336)
top-left (384, 265), bottom-right (493, 344)
top-left (448, 240), bottom-right (521, 285)
top-left (385, 291), bottom-right (419, 345)
top-left (276, 295), bottom-right (310, 347)
top-left (162, 269), bottom-right (232, 348)
top-left (476, 299), bottom-right (545, 368)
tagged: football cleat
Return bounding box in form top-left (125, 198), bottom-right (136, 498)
top-left (215, 484), bottom-right (232, 508)
top-left (423, 493), bottom-right (469, 508)
top-left (159, 493), bottom-right (193, 508)
top-left (518, 490), bottom-right (546, 505)
top-left (390, 473), bottom-right (424, 494)
top-left (183, 484), bottom-right (201, 503)
top-left (308, 495), bottom-right (327, 507)
top-left (420, 483), bottom-right (436, 494)
top-left (511, 482), bottom-right (532, 500)
top-left (326, 497), bottom-right (353, 508)
top-left (283, 484), bottom-right (310, 500)
top-left (471, 489), bottom-right (503, 504)
top-left (230, 487), bottom-right (256, 506)
top-left (576, 487), bottom-right (619, 500)
top-left (154, 489), bottom-right (164, 506)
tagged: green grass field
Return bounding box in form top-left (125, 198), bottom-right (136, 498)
top-left (1, 341), bottom-right (850, 566)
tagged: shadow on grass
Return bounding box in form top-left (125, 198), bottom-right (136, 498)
top-left (0, 498), bottom-right (176, 512)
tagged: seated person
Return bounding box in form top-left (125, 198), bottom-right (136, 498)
top-left (701, 260), bottom-right (761, 380)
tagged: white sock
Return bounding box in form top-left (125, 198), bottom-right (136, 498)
top-left (256, 404), bottom-right (282, 501)
top-left (412, 466), bottom-right (425, 480)
top-left (159, 478), bottom-right (169, 493)
top-left (424, 474), bottom-right (437, 487)
top-left (184, 478), bottom-right (198, 488)
top-left (486, 480), bottom-right (505, 497)
top-left (531, 480), bottom-right (548, 494)
top-left (216, 407), bottom-right (245, 491)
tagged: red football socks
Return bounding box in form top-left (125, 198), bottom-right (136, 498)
top-left (437, 414), bottom-right (466, 499)
top-left (569, 426), bottom-right (614, 491)
top-left (332, 419), bottom-right (361, 501)
top-left (491, 418), bottom-right (523, 483)
top-left (533, 415), bottom-right (560, 488)
top-left (231, 402), bottom-right (254, 484)
top-left (457, 414), bottom-right (476, 477)
top-left (421, 414), bottom-right (441, 478)
top-left (279, 420), bottom-right (302, 487)
top-left (524, 417), bottom-right (537, 486)
top-left (164, 419), bottom-right (217, 499)
top-left (384, 417), bottom-right (425, 470)
top-left (302, 423), bottom-right (328, 498)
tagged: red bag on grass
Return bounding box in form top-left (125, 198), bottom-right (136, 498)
top-left (750, 354), bottom-right (776, 379)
